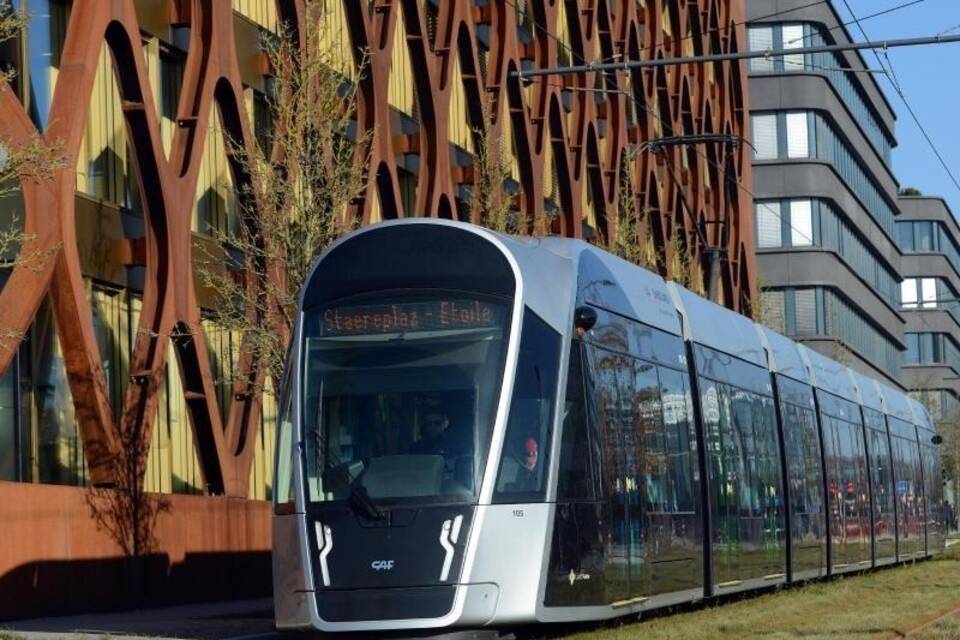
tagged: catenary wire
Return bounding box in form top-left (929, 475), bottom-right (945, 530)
top-left (542, 81), bottom-right (815, 246)
top-left (501, 0), bottom-right (829, 69)
top-left (782, 0), bottom-right (928, 46)
top-left (839, 0), bottom-right (960, 196)
top-left (500, 0), bottom-right (818, 245)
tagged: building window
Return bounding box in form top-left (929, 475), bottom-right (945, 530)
top-left (752, 113), bottom-right (778, 160)
top-left (780, 24), bottom-right (805, 70)
top-left (901, 279), bottom-right (918, 309)
top-left (752, 111), bottom-right (896, 237)
top-left (760, 289), bottom-right (786, 333)
top-left (0, 353), bottom-right (20, 481)
top-left (901, 277), bottom-right (958, 313)
top-left (756, 201), bottom-right (782, 248)
top-left (745, 21), bottom-right (893, 164)
top-left (755, 198), bottom-right (898, 308)
top-left (764, 286), bottom-right (901, 378)
top-left (748, 26), bottom-right (774, 72)
top-left (794, 288), bottom-right (817, 335)
top-left (790, 199), bottom-right (813, 246)
top-left (904, 332), bottom-right (960, 371)
top-left (785, 112), bottom-right (809, 158)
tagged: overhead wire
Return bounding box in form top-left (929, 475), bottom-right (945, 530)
top-left (499, 1), bottom-right (817, 245)
top-left (502, 0), bottom-right (829, 69)
top-left (543, 81), bottom-right (815, 246)
top-left (838, 0), bottom-right (960, 196)
top-left (782, 0), bottom-right (928, 46)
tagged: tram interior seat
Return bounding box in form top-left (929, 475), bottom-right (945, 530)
top-left (362, 455), bottom-right (444, 499)
top-left (497, 454), bottom-right (537, 494)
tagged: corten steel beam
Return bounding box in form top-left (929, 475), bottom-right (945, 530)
top-left (0, 0), bottom-right (755, 498)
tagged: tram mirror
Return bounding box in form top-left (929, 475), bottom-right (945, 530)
top-left (932, 434), bottom-right (944, 445)
top-left (573, 306), bottom-right (598, 334)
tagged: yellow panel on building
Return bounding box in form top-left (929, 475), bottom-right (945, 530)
top-left (76, 42), bottom-right (135, 208)
top-left (193, 104), bottom-right (238, 236)
top-left (232, 0), bottom-right (277, 32)
top-left (318, 0), bottom-right (355, 79)
top-left (388, 8), bottom-right (415, 115)
top-left (448, 57), bottom-right (473, 153)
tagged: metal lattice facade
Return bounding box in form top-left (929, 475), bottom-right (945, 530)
top-left (0, 0), bottom-right (754, 498)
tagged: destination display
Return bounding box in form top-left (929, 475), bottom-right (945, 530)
top-left (320, 298), bottom-right (504, 336)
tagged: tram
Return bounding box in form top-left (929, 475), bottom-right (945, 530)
top-left (272, 219), bottom-right (945, 634)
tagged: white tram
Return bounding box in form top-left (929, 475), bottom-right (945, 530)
top-left (272, 219), bottom-right (945, 635)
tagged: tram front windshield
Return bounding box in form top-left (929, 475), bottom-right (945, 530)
top-left (301, 292), bottom-right (511, 505)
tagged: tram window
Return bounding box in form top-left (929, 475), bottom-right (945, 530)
top-left (557, 343), bottom-right (594, 500)
top-left (274, 379), bottom-right (295, 511)
top-left (654, 367), bottom-right (697, 513)
top-left (699, 376), bottom-right (785, 580)
top-left (300, 292), bottom-right (511, 503)
top-left (493, 310), bottom-right (562, 502)
top-left (781, 401), bottom-right (822, 517)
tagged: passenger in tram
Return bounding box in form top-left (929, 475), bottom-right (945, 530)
top-left (499, 436), bottom-right (542, 493)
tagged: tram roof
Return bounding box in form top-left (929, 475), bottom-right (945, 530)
top-left (851, 370), bottom-right (884, 412)
top-left (908, 396), bottom-right (935, 432)
top-left (876, 380), bottom-right (915, 423)
top-left (755, 325), bottom-right (812, 384)
top-left (667, 282), bottom-right (767, 369)
top-left (797, 344), bottom-right (858, 400)
top-left (538, 238), bottom-right (682, 336)
top-left (306, 221), bottom-right (932, 432)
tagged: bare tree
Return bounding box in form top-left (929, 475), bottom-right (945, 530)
top-left (470, 94), bottom-right (520, 235)
top-left (0, 4), bottom-right (65, 352)
top-left (606, 168), bottom-right (659, 270)
top-left (84, 427), bottom-right (171, 558)
top-left (198, 1), bottom-right (371, 391)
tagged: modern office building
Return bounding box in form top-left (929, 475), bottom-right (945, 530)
top-left (897, 196), bottom-right (960, 429)
top-left (0, 0), bottom-right (754, 617)
top-left (746, 0), bottom-right (906, 387)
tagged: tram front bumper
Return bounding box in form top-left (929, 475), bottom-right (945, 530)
top-left (305, 582), bottom-right (500, 632)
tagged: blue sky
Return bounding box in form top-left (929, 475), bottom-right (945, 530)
top-left (833, 0), bottom-right (960, 215)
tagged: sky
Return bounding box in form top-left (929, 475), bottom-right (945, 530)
top-left (833, 0), bottom-right (960, 216)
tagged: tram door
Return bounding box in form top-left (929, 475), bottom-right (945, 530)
top-left (586, 346), bottom-right (636, 604)
top-left (585, 345), bottom-right (689, 604)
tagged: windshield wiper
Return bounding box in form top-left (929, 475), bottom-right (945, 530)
top-left (313, 430), bottom-right (384, 520)
top-left (349, 484), bottom-right (385, 521)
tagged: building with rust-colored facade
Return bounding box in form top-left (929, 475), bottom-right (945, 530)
top-left (0, 0), bottom-right (754, 617)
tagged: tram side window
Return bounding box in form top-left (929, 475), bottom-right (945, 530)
top-left (781, 400), bottom-right (823, 517)
top-left (274, 369), bottom-right (295, 512)
top-left (557, 343), bottom-right (595, 500)
top-left (494, 310), bottom-right (562, 502)
top-left (655, 367), bottom-right (697, 513)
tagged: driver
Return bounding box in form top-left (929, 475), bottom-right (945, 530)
top-left (412, 409), bottom-right (470, 458)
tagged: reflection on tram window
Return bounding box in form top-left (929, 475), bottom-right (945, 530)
top-left (557, 344), bottom-right (594, 500)
top-left (819, 397), bottom-right (871, 568)
top-left (300, 292), bottom-right (511, 504)
top-left (777, 376), bottom-right (826, 578)
top-left (699, 374), bottom-right (786, 583)
top-left (494, 310), bottom-right (561, 501)
top-left (889, 417), bottom-right (925, 557)
top-left (864, 408), bottom-right (896, 560)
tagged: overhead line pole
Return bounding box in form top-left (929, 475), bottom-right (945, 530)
top-left (512, 33), bottom-right (960, 79)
